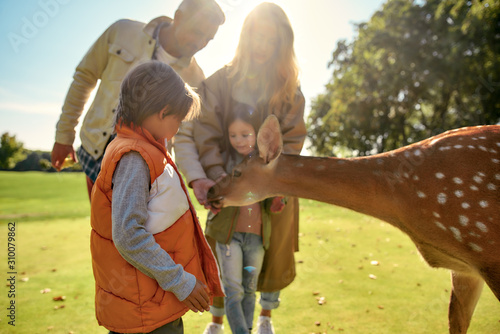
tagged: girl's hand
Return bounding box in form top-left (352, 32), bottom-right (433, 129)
top-left (270, 196), bottom-right (286, 213)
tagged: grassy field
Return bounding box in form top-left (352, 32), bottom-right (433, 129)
top-left (0, 171), bottom-right (498, 334)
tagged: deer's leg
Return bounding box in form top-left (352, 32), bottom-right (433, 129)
top-left (448, 271), bottom-right (484, 334)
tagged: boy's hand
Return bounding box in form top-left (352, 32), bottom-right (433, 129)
top-left (190, 178), bottom-right (216, 206)
top-left (182, 279), bottom-right (210, 313)
top-left (270, 196), bottom-right (286, 213)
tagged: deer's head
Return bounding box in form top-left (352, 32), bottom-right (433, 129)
top-left (207, 115), bottom-right (283, 208)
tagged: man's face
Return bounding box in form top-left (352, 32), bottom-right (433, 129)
top-left (174, 11), bottom-right (219, 58)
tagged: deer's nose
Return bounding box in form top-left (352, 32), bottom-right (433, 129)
top-left (207, 186), bottom-right (216, 199)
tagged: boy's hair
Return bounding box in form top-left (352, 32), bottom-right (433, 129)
top-left (177, 0), bottom-right (225, 25)
top-left (114, 61), bottom-right (200, 129)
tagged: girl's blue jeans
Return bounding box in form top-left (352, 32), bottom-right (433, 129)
top-left (216, 232), bottom-right (265, 334)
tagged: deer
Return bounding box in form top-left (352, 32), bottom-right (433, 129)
top-left (207, 115), bottom-right (500, 334)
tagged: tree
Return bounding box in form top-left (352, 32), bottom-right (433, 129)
top-left (307, 0), bottom-right (500, 157)
top-left (0, 132), bottom-right (26, 170)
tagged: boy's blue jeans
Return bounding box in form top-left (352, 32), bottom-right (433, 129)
top-left (216, 232), bottom-right (265, 334)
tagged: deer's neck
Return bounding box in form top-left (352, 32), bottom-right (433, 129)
top-left (272, 154), bottom-right (406, 224)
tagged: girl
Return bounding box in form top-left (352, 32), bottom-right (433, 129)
top-left (90, 61), bottom-right (223, 334)
top-left (204, 104), bottom-right (284, 334)
top-left (195, 3), bottom-right (306, 334)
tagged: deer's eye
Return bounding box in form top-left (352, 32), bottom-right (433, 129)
top-left (233, 170), bottom-right (242, 177)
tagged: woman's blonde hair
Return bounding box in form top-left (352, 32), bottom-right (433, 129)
top-left (229, 2), bottom-right (300, 112)
top-left (114, 61), bottom-right (200, 129)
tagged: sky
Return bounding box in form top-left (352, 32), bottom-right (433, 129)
top-left (0, 0), bottom-right (386, 152)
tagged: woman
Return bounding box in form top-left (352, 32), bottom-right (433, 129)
top-left (195, 3), bottom-right (306, 334)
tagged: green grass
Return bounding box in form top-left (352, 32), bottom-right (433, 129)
top-left (0, 171), bottom-right (499, 333)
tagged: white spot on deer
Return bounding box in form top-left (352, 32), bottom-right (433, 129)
top-left (473, 175), bottom-right (483, 183)
top-left (413, 175), bottom-right (420, 181)
top-left (294, 162), bottom-right (304, 168)
top-left (469, 231), bottom-right (481, 238)
top-left (376, 158), bottom-right (384, 165)
top-left (462, 202), bottom-right (471, 209)
top-left (453, 177), bottom-right (463, 184)
top-left (469, 243), bottom-right (483, 252)
top-left (496, 142), bottom-right (500, 147)
top-left (316, 165), bottom-right (326, 171)
top-left (414, 149), bottom-right (422, 156)
top-left (496, 174), bottom-right (500, 180)
top-left (417, 191), bottom-right (426, 198)
top-left (454, 145), bottom-right (463, 149)
top-left (449, 227), bottom-right (463, 242)
top-left (458, 215), bottom-right (469, 226)
top-left (479, 200), bottom-right (488, 208)
top-left (439, 146), bottom-right (451, 151)
top-left (437, 193), bottom-right (447, 204)
top-left (479, 146), bottom-right (487, 152)
top-left (436, 172), bottom-right (445, 179)
top-left (470, 185), bottom-right (479, 191)
top-left (435, 221), bottom-right (446, 230)
top-left (454, 190), bottom-right (464, 198)
top-left (475, 221), bottom-right (488, 233)
top-left (404, 151), bottom-right (410, 158)
top-left (467, 145), bottom-right (475, 149)
top-left (492, 158), bottom-right (499, 164)
top-left (487, 183), bottom-right (497, 190)
top-left (433, 212), bottom-right (441, 218)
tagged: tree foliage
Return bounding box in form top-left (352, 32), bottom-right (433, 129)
top-left (307, 0), bottom-right (500, 156)
top-left (0, 132), bottom-right (26, 169)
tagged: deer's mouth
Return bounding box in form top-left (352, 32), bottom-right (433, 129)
top-left (207, 186), bottom-right (224, 208)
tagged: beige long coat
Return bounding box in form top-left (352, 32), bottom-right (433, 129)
top-left (193, 66), bottom-right (306, 291)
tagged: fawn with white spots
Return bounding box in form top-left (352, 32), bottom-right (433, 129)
top-left (207, 115), bottom-right (499, 334)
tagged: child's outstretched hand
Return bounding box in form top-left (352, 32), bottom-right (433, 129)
top-left (182, 279), bottom-right (210, 313)
top-left (270, 196), bottom-right (286, 213)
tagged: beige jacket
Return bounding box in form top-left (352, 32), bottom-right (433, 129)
top-left (55, 16), bottom-right (205, 160)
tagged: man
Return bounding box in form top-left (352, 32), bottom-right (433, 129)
top-left (51, 0), bottom-right (225, 200)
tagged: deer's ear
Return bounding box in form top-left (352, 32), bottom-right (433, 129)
top-left (257, 115), bottom-right (283, 164)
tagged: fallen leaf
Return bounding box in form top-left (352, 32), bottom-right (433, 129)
top-left (53, 296), bottom-right (66, 301)
top-left (40, 288), bottom-right (52, 294)
top-left (317, 297), bottom-right (326, 305)
top-left (369, 274), bottom-right (377, 280)
top-left (20, 277), bottom-right (29, 282)
top-left (54, 305), bottom-right (65, 310)
top-left (370, 260), bottom-right (380, 266)
top-left (312, 291), bottom-right (320, 296)
top-left (378, 305), bottom-right (385, 309)
top-left (315, 321), bottom-right (321, 326)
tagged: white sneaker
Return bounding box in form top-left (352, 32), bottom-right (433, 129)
top-left (203, 322), bottom-right (224, 334)
top-left (256, 316), bottom-right (275, 334)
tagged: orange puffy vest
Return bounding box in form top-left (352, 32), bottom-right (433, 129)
top-left (90, 125), bottom-right (223, 333)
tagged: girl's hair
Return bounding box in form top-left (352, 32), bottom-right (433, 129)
top-left (114, 61), bottom-right (200, 128)
top-left (229, 2), bottom-right (300, 112)
top-left (226, 102), bottom-right (261, 157)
